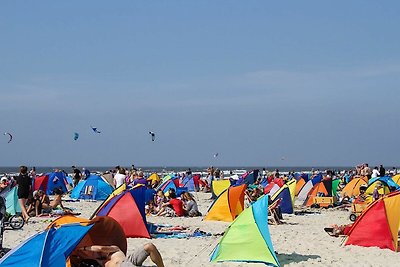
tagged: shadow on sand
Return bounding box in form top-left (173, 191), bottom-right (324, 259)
top-left (277, 252), bottom-right (320, 265)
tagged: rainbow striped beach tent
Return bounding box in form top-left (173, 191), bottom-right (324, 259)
top-left (210, 194), bottom-right (280, 266)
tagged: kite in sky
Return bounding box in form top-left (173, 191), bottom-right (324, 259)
top-left (74, 132), bottom-right (79, 141)
top-left (4, 132), bottom-right (12, 143)
top-left (149, 131), bottom-right (155, 141)
top-left (91, 126), bottom-right (101, 134)
top-left (213, 153), bottom-right (219, 158)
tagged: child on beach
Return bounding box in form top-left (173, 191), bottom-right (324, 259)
top-left (181, 192), bottom-right (201, 217)
top-left (156, 192), bottom-right (185, 217)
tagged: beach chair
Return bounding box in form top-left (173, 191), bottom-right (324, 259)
top-left (268, 198), bottom-right (282, 225)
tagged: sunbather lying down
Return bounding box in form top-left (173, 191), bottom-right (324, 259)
top-left (324, 224), bottom-right (353, 237)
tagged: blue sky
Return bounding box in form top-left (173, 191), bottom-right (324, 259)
top-left (1, 1), bottom-right (399, 167)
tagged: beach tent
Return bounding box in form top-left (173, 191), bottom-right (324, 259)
top-left (234, 170), bottom-right (258, 186)
top-left (181, 176), bottom-right (195, 191)
top-left (265, 183), bottom-right (281, 196)
top-left (205, 184), bottom-right (247, 222)
top-left (70, 175), bottom-right (113, 200)
top-left (0, 223), bottom-right (93, 266)
top-left (102, 173), bottom-right (115, 188)
top-left (365, 176), bottom-right (399, 196)
top-left (295, 178), bottom-right (306, 196)
top-left (0, 186), bottom-right (21, 215)
top-left (345, 191), bottom-right (400, 251)
top-left (33, 172), bottom-right (69, 195)
top-left (271, 179), bottom-right (296, 214)
top-left (147, 173), bottom-right (160, 187)
top-left (91, 186), bottom-right (150, 238)
top-left (303, 181), bottom-right (330, 207)
top-left (0, 215), bottom-right (127, 267)
top-left (332, 179), bottom-right (341, 196)
top-left (341, 177), bottom-right (368, 198)
top-left (157, 176), bottom-right (178, 192)
top-left (211, 180), bottom-right (231, 198)
top-left (297, 180), bottom-right (314, 202)
top-left (210, 194), bottom-right (280, 267)
top-left (193, 174), bottom-right (201, 191)
top-left (392, 174), bottom-right (400, 185)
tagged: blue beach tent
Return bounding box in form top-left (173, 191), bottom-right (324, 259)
top-left (182, 176), bottom-right (195, 191)
top-left (47, 172), bottom-right (69, 195)
top-left (0, 223), bottom-right (93, 267)
top-left (70, 175), bottom-right (113, 200)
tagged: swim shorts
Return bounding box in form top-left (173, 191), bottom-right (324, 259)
top-left (120, 247), bottom-right (150, 267)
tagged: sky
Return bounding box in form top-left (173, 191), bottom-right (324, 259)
top-left (1, 1), bottom-right (400, 168)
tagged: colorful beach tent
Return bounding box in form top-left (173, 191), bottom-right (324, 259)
top-left (0, 223), bottom-right (93, 267)
top-left (345, 191), bottom-right (400, 251)
top-left (211, 180), bottom-right (231, 198)
top-left (91, 185), bottom-right (150, 238)
top-left (205, 184), bottom-right (246, 222)
top-left (147, 173), bottom-right (160, 187)
top-left (392, 174), bottom-right (400, 186)
top-left (365, 176), bottom-right (400, 195)
top-left (303, 181), bottom-right (329, 207)
top-left (295, 178), bottom-right (306, 196)
top-left (210, 194), bottom-right (280, 267)
top-left (48, 215), bottom-right (127, 255)
top-left (181, 176), bottom-right (195, 191)
top-left (341, 177), bottom-right (368, 198)
top-left (33, 172), bottom-right (69, 195)
top-left (297, 180), bottom-right (314, 202)
top-left (271, 179), bottom-right (296, 214)
top-left (70, 174), bottom-right (113, 200)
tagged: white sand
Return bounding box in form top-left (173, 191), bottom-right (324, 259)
top-left (3, 192), bottom-right (399, 267)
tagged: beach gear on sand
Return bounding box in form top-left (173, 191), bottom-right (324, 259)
top-left (70, 175), bottom-right (113, 200)
top-left (344, 191), bottom-right (400, 251)
top-left (0, 215), bottom-right (126, 267)
top-left (91, 185), bottom-right (150, 238)
top-left (204, 184), bottom-right (246, 222)
top-left (210, 194), bottom-right (280, 267)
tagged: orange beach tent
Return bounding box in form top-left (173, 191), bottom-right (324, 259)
top-left (204, 184), bottom-right (246, 222)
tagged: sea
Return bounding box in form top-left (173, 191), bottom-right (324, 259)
top-left (0, 166), bottom-right (357, 175)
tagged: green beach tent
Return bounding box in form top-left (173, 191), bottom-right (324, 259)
top-left (210, 194), bottom-right (280, 266)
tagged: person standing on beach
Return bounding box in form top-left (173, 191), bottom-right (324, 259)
top-left (72, 166), bottom-right (82, 187)
top-left (114, 168), bottom-right (126, 188)
top-left (379, 164), bottom-right (385, 177)
top-left (16, 165), bottom-right (32, 222)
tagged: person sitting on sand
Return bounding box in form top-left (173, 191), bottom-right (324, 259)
top-left (154, 190), bottom-right (167, 212)
top-left (41, 188), bottom-right (78, 215)
top-left (156, 192), bottom-right (185, 217)
top-left (26, 191), bottom-right (42, 217)
top-left (145, 200), bottom-right (156, 215)
top-left (71, 243), bottom-right (165, 267)
top-left (181, 192), bottom-right (201, 217)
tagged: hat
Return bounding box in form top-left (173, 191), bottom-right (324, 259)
top-left (33, 190), bottom-right (38, 198)
top-left (1, 177), bottom-right (7, 182)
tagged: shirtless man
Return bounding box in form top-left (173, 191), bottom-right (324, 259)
top-left (73, 243), bottom-right (164, 267)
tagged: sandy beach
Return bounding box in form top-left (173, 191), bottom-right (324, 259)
top-left (3, 191), bottom-right (399, 267)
